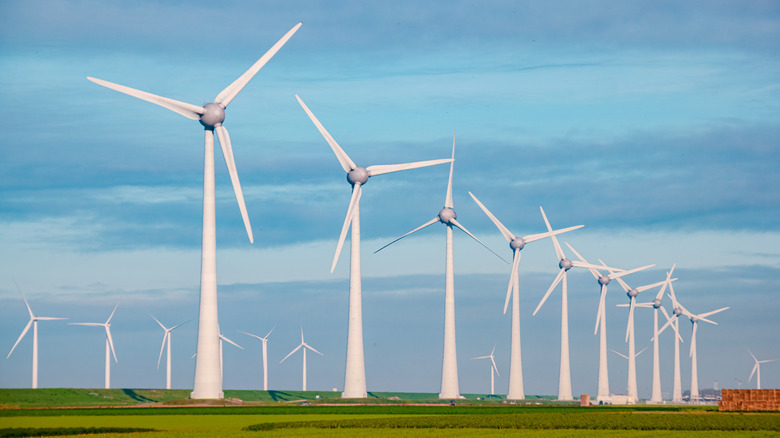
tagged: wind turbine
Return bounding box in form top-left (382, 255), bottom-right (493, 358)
top-left (295, 95), bottom-right (451, 398)
top-left (468, 194), bottom-right (583, 400)
top-left (375, 138), bottom-right (503, 400)
top-left (748, 351), bottom-right (776, 390)
top-left (240, 328), bottom-right (274, 390)
top-left (280, 326), bottom-right (323, 392)
top-left (471, 347), bottom-right (500, 396)
top-left (70, 305), bottom-right (119, 389)
top-left (610, 269), bottom-right (671, 403)
top-left (218, 332), bottom-right (243, 383)
top-left (6, 284), bottom-right (67, 389)
top-left (150, 315), bottom-right (188, 390)
top-left (88, 23), bottom-right (302, 400)
top-left (566, 243), bottom-right (653, 403)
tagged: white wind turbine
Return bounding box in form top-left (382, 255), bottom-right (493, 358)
top-left (6, 284), bottom-right (67, 389)
top-left (240, 328), bottom-right (275, 391)
top-left (150, 315), bottom-right (188, 390)
top-left (280, 326), bottom-right (323, 392)
top-left (70, 305), bottom-right (119, 389)
top-left (88, 23), bottom-right (301, 399)
top-left (748, 351), bottom-right (776, 390)
top-left (566, 243), bottom-right (653, 403)
top-left (468, 194), bottom-right (583, 400)
top-left (610, 268), bottom-right (670, 403)
top-left (375, 139), bottom-right (503, 400)
top-left (295, 95), bottom-right (451, 398)
top-left (472, 347), bottom-right (500, 396)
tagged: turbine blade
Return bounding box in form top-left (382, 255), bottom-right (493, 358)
top-left (636, 346), bottom-right (648, 357)
top-left (169, 320), bottom-right (190, 331)
top-left (444, 135), bottom-right (456, 209)
top-left (295, 95), bottom-right (356, 172)
top-left (366, 158), bottom-right (452, 177)
top-left (87, 77), bottom-right (204, 120)
top-left (69, 322), bottom-right (103, 327)
top-left (106, 304), bottom-right (119, 324)
top-left (468, 191), bottom-right (516, 242)
top-left (35, 317), bottom-right (67, 321)
top-left (491, 356), bottom-right (500, 377)
top-left (220, 334), bottom-right (244, 350)
top-left (331, 183), bottom-right (362, 273)
top-left (14, 282), bottom-right (34, 319)
top-left (610, 264), bottom-right (655, 280)
top-left (533, 268), bottom-right (565, 316)
top-left (106, 327), bottom-right (118, 362)
top-left (450, 218), bottom-right (508, 263)
top-left (150, 314), bottom-right (167, 331)
top-left (697, 307), bottom-right (729, 321)
top-left (539, 207), bottom-right (565, 261)
top-left (215, 22), bottom-right (302, 107)
top-left (503, 250), bottom-right (521, 314)
top-left (637, 279), bottom-right (670, 293)
top-left (748, 350), bottom-right (758, 362)
top-left (239, 330), bottom-right (263, 341)
top-left (625, 297), bottom-right (635, 343)
top-left (280, 344), bottom-right (302, 363)
top-left (656, 264), bottom-right (676, 300)
top-left (611, 349), bottom-right (629, 360)
top-left (264, 326), bottom-right (275, 339)
top-left (215, 125), bottom-right (253, 243)
top-left (304, 343), bottom-right (324, 356)
top-left (595, 284), bottom-right (606, 335)
top-left (523, 224), bottom-right (584, 244)
top-left (7, 320), bottom-right (33, 359)
top-left (602, 261), bottom-right (631, 292)
top-left (157, 332), bottom-right (167, 369)
top-left (749, 363), bottom-right (758, 381)
top-left (374, 217), bottom-right (439, 254)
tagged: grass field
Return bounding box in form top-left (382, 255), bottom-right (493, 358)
top-left (1, 389), bottom-right (778, 437)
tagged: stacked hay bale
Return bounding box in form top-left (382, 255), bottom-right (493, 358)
top-left (719, 389), bottom-right (780, 411)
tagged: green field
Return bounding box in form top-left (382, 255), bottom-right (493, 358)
top-left (1, 389), bottom-right (778, 437)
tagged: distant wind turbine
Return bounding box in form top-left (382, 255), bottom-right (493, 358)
top-left (295, 95), bottom-right (451, 398)
top-left (150, 315), bottom-right (188, 390)
top-left (748, 351), bottom-right (776, 390)
top-left (88, 23), bottom-right (301, 399)
top-left (471, 347), bottom-right (500, 396)
top-left (70, 304), bottom-right (119, 389)
top-left (240, 328), bottom-right (275, 391)
top-left (280, 326), bottom-right (323, 392)
top-left (6, 283), bottom-right (67, 389)
top-left (468, 194), bottom-right (583, 400)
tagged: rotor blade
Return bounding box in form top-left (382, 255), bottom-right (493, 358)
top-left (611, 349), bottom-right (629, 360)
top-left (263, 327), bottom-right (275, 340)
top-left (523, 224), bottom-right (584, 244)
top-left (366, 159), bottom-right (452, 177)
top-left (656, 313), bottom-right (676, 341)
top-left (637, 279), bottom-right (671, 293)
top-left (444, 135), bottom-right (456, 209)
top-left (295, 94), bottom-right (356, 172)
top-left (610, 264), bottom-right (655, 280)
top-left (636, 346), bottom-right (648, 357)
top-left (169, 320), bottom-right (190, 332)
top-left (468, 191), bottom-right (515, 242)
top-left (220, 334), bottom-right (244, 350)
top-left (106, 327), bottom-right (118, 362)
top-left (533, 268), bottom-right (565, 316)
top-left (280, 344), bottom-right (302, 363)
top-left (215, 125), bottom-right (253, 243)
top-left (748, 350), bottom-right (758, 363)
top-left (450, 218), bottom-right (508, 263)
top-left (374, 217), bottom-right (439, 254)
top-left (69, 322), bottom-right (103, 327)
top-left (491, 356), bottom-right (500, 377)
top-left (749, 363), bottom-right (758, 381)
top-left (7, 320), bottom-right (33, 359)
top-left (503, 250), bottom-right (521, 314)
top-left (565, 242), bottom-right (602, 280)
top-left (656, 264), bottom-right (676, 300)
top-left (625, 297), bottom-right (635, 343)
top-left (215, 22), bottom-right (302, 107)
top-left (157, 332), bottom-right (167, 369)
top-left (13, 282), bottom-right (34, 319)
top-left (304, 343), bottom-right (324, 356)
top-left (539, 207), bottom-right (565, 261)
top-left (602, 262), bottom-right (631, 292)
top-left (87, 77), bottom-right (204, 120)
top-left (239, 330), bottom-right (263, 341)
top-left (150, 314), bottom-right (167, 331)
top-left (697, 307), bottom-right (729, 321)
top-left (106, 304), bottom-right (119, 324)
top-left (595, 284), bottom-right (606, 335)
top-left (331, 183), bottom-right (362, 273)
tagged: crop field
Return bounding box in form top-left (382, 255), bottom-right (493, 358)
top-left (1, 390), bottom-right (779, 437)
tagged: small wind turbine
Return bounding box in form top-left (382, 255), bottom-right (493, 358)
top-left (280, 326), bottom-right (323, 392)
top-left (468, 194), bottom-right (583, 400)
top-left (295, 95), bottom-right (451, 398)
top-left (240, 328), bottom-right (275, 391)
top-left (472, 347), bottom-right (500, 396)
top-left (748, 351), bottom-right (776, 390)
top-left (566, 242), bottom-right (653, 403)
top-left (375, 138), bottom-right (504, 400)
top-left (70, 304), bottom-right (119, 389)
top-left (6, 283), bottom-right (67, 389)
top-left (88, 23), bottom-right (301, 400)
top-left (150, 315), bottom-right (188, 390)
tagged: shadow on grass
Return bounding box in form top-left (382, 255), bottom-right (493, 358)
top-left (121, 389), bottom-right (157, 403)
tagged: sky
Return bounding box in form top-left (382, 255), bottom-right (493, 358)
top-left (1, 0), bottom-right (779, 398)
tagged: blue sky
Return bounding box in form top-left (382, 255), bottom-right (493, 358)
top-left (1, 0), bottom-right (779, 397)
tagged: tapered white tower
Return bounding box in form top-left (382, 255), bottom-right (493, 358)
top-left (87, 23), bottom-right (301, 399)
top-left (296, 96), bottom-right (451, 398)
top-left (240, 328), bottom-right (274, 390)
top-left (469, 195), bottom-right (583, 400)
top-left (472, 347), bottom-right (500, 396)
top-left (281, 326), bottom-right (323, 392)
top-left (376, 138), bottom-right (501, 400)
top-left (6, 285), bottom-right (67, 389)
top-left (150, 315), bottom-right (188, 390)
top-left (70, 305), bottom-right (119, 389)
top-left (611, 346), bottom-right (648, 402)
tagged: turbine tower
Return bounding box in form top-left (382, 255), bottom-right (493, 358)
top-left (295, 95), bottom-right (451, 398)
top-left (150, 315), bottom-right (188, 390)
top-left (566, 243), bottom-right (653, 403)
top-left (654, 280), bottom-right (686, 403)
top-left (611, 346), bottom-right (648, 402)
top-left (70, 305), bottom-right (119, 389)
top-left (6, 284), bottom-right (67, 389)
top-left (375, 138), bottom-right (502, 400)
top-left (87, 23), bottom-right (302, 399)
top-left (468, 194), bottom-right (583, 400)
top-left (280, 326), bottom-right (323, 392)
top-left (748, 351), bottom-right (776, 390)
top-left (240, 328), bottom-right (274, 390)
top-left (471, 347), bottom-right (500, 396)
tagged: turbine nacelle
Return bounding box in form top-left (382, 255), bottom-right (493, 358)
top-left (347, 166), bottom-right (369, 186)
top-left (598, 275), bottom-right (611, 286)
top-left (438, 207), bottom-right (456, 224)
top-left (510, 237), bottom-right (526, 251)
top-left (627, 288), bottom-right (639, 298)
top-left (198, 102), bottom-right (226, 128)
top-left (653, 298), bottom-right (662, 309)
top-left (559, 258), bottom-right (573, 271)
top-left (674, 307), bottom-right (683, 316)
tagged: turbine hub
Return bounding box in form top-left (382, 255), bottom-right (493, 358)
top-left (347, 166), bottom-right (369, 186)
top-left (653, 298), bottom-right (662, 308)
top-left (598, 276), bottom-right (610, 286)
top-left (691, 316), bottom-right (698, 323)
top-left (627, 288), bottom-right (639, 298)
top-left (510, 237), bottom-right (526, 251)
top-left (199, 102), bottom-right (226, 128)
top-left (559, 258), bottom-right (573, 271)
top-left (673, 307), bottom-right (683, 316)
top-left (438, 207), bottom-right (456, 224)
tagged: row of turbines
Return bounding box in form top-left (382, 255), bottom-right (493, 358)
top-left (6, 22), bottom-right (770, 401)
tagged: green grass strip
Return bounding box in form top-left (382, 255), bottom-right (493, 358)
top-left (246, 412), bottom-right (780, 432)
top-left (0, 427), bottom-right (156, 437)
